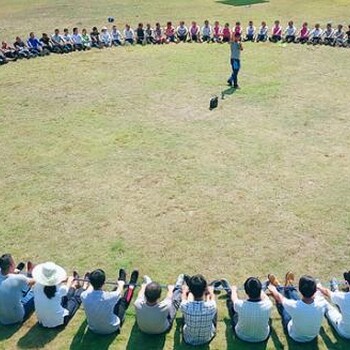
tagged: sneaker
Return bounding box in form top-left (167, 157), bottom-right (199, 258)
top-left (285, 271), bottom-right (295, 286)
top-left (227, 80), bottom-right (233, 87)
top-left (129, 270), bottom-right (139, 286)
top-left (330, 278), bottom-right (339, 292)
top-left (118, 268), bottom-right (126, 282)
top-left (220, 278), bottom-right (232, 295)
top-left (175, 274), bottom-right (184, 287)
top-left (143, 275), bottom-right (152, 285)
top-left (268, 274), bottom-right (280, 287)
top-left (26, 261), bottom-right (34, 274)
top-left (261, 280), bottom-right (269, 292)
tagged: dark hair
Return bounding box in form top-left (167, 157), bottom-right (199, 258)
top-left (64, 28), bottom-right (68, 32)
top-left (73, 27), bottom-right (78, 32)
top-left (189, 274), bottom-right (207, 298)
top-left (299, 275), bottom-right (317, 298)
top-left (0, 254), bottom-right (12, 273)
top-left (145, 282), bottom-right (162, 303)
top-left (244, 277), bottom-right (262, 299)
top-left (344, 271), bottom-right (350, 284)
top-left (44, 285), bottom-right (57, 299)
top-left (89, 269), bottom-right (106, 290)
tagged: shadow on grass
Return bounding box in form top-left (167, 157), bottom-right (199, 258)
top-left (216, 0), bottom-right (269, 6)
top-left (0, 323), bottom-right (21, 342)
top-left (320, 325), bottom-right (350, 349)
top-left (69, 320), bottom-right (117, 350)
top-left (126, 322), bottom-right (166, 349)
top-left (221, 86), bottom-right (236, 99)
top-left (17, 323), bottom-right (61, 349)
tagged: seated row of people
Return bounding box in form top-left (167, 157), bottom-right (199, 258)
top-left (1, 20), bottom-right (350, 65)
top-left (1, 254), bottom-right (350, 346)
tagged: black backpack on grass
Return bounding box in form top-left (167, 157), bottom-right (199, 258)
top-left (209, 96), bottom-right (218, 110)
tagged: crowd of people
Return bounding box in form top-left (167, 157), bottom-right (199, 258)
top-left (1, 19), bottom-right (350, 65)
top-left (1, 253), bottom-right (350, 346)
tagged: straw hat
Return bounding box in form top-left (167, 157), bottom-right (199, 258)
top-left (32, 262), bottom-right (67, 286)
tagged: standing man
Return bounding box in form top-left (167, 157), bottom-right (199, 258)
top-left (227, 32), bottom-right (243, 89)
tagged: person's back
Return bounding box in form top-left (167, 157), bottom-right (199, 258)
top-left (0, 273), bottom-right (28, 324)
top-left (81, 288), bottom-right (120, 334)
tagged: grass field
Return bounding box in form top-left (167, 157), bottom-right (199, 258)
top-left (1, 0), bottom-right (350, 349)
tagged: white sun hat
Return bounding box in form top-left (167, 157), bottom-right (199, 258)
top-left (32, 262), bottom-right (67, 286)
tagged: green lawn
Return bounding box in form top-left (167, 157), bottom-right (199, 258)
top-left (1, 0), bottom-right (350, 349)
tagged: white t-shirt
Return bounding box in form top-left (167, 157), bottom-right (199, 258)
top-left (124, 29), bottom-right (135, 40)
top-left (234, 298), bottom-right (272, 342)
top-left (202, 25), bottom-right (212, 37)
top-left (246, 26), bottom-right (256, 36)
top-left (331, 292), bottom-right (350, 338)
top-left (310, 28), bottom-right (323, 38)
top-left (33, 284), bottom-right (69, 328)
top-left (285, 26), bottom-right (296, 36)
top-left (71, 34), bottom-right (82, 44)
top-left (100, 32), bottom-right (111, 44)
top-left (283, 296), bottom-right (328, 342)
top-left (259, 26), bottom-right (268, 35)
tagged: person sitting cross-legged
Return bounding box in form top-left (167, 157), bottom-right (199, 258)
top-left (268, 272), bottom-right (329, 343)
top-left (317, 271), bottom-right (350, 339)
top-left (221, 277), bottom-right (272, 343)
top-left (134, 274), bottom-right (187, 334)
top-left (32, 262), bottom-right (89, 328)
top-left (81, 268), bottom-right (139, 334)
top-left (0, 254), bottom-right (35, 325)
top-left (180, 274), bottom-right (217, 346)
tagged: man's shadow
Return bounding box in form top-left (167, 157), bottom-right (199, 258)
top-left (125, 322), bottom-right (166, 349)
top-left (0, 323), bottom-right (21, 342)
top-left (221, 87), bottom-right (236, 100)
top-left (17, 323), bottom-right (61, 349)
top-left (69, 320), bottom-right (117, 350)
top-left (320, 325), bottom-right (350, 349)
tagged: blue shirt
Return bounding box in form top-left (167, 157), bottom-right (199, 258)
top-left (27, 37), bottom-right (42, 49)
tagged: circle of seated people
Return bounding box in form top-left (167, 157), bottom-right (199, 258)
top-left (1, 253), bottom-right (350, 346)
top-left (1, 20), bottom-right (350, 65)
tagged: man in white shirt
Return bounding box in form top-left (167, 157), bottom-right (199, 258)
top-left (318, 272), bottom-right (350, 339)
top-left (71, 27), bottom-right (84, 51)
top-left (244, 21), bottom-right (256, 42)
top-left (309, 24), bottom-right (323, 45)
top-left (323, 23), bottom-right (335, 46)
top-left (176, 21), bottom-right (189, 42)
top-left (223, 277), bottom-right (272, 343)
top-left (284, 20), bottom-right (297, 43)
top-left (268, 273), bottom-right (329, 343)
top-left (100, 27), bottom-right (112, 47)
top-left (202, 20), bottom-right (212, 43)
top-left (81, 268), bottom-right (138, 334)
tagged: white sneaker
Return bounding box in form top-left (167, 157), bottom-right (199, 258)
top-left (175, 274), bottom-right (185, 287)
top-left (143, 275), bottom-right (152, 285)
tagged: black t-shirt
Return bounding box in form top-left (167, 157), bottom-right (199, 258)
top-left (90, 31), bottom-right (100, 42)
top-left (40, 37), bottom-right (51, 46)
top-left (346, 30), bottom-right (350, 38)
top-left (14, 41), bottom-right (25, 49)
top-left (136, 28), bottom-right (145, 38)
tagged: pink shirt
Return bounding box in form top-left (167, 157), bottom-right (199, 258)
top-left (165, 27), bottom-right (175, 37)
top-left (213, 26), bottom-right (221, 37)
top-left (234, 26), bottom-right (242, 35)
top-left (222, 27), bottom-right (231, 39)
top-left (300, 27), bottom-right (309, 38)
top-left (190, 25), bottom-right (200, 35)
top-left (273, 26), bottom-right (282, 36)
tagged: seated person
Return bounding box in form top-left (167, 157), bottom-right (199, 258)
top-left (81, 268), bottom-right (138, 334)
top-left (81, 28), bottom-right (92, 49)
top-left (180, 274), bottom-right (217, 346)
top-left (212, 21), bottom-right (222, 43)
top-left (284, 20), bottom-right (297, 43)
top-left (100, 27), bottom-right (112, 47)
top-left (154, 23), bottom-right (165, 44)
top-left (90, 27), bottom-right (102, 48)
top-left (189, 21), bottom-right (201, 42)
top-left (309, 23), bottom-right (323, 45)
top-left (124, 24), bottom-right (135, 45)
top-left (222, 277), bottom-right (272, 343)
top-left (144, 23), bottom-right (155, 44)
top-left (268, 272), bottom-right (329, 343)
top-left (51, 29), bottom-right (68, 53)
top-left (27, 32), bottom-right (44, 55)
top-left (202, 20), bottom-right (212, 42)
top-left (334, 24), bottom-right (346, 47)
top-left (164, 21), bottom-right (176, 43)
top-left (40, 33), bottom-right (54, 53)
top-left (62, 28), bottom-right (75, 51)
top-left (13, 36), bottom-right (32, 58)
top-left (135, 23), bottom-right (145, 45)
top-left (256, 21), bottom-right (268, 42)
top-left (1, 41), bottom-right (18, 60)
top-left (269, 20), bottom-right (282, 42)
top-left (317, 271), bottom-right (350, 339)
top-left (134, 274), bottom-right (186, 334)
top-left (71, 27), bottom-right (84, 50)
top-left (0, 254), bottom-right (35, 325)
top-left (244, 21), bottom-right (256, 42)
top-left (323, 23), bottom-right (335, 45)
top-left (234, 21), bottom-right (242, 37)
top-left (297, 22), bottom-right (310, 44)
top-left (222, 23), bottom-right (232, 43)
top-left (111, 25), bottom-right (123, 46)
top-left (176, 21), bottom-right (189, 43)
top-left (32, 262), bottom-right (89, 328)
